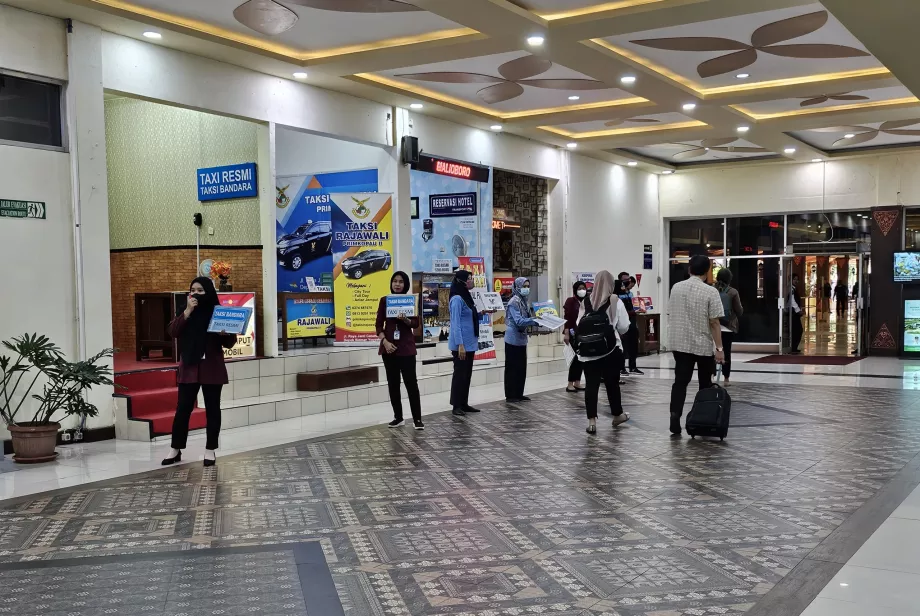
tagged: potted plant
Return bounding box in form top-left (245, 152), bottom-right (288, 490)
top-left (0, 334), bottom-right (115, 463)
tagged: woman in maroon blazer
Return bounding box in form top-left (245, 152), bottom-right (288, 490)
top-left (376, 271), bottom-right (423, 430)
top-left (162, 277), bottom-right (237, 467)
top-left (563, 280), bottom-right (592, 393)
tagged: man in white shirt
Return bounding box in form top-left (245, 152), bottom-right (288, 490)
top-left (666, 256), bottom-right (725, 437)
top-left (788, 273), bottom-right (803, 354)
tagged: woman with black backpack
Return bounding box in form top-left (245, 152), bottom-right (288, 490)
top-left (715, 268), bottom-right (743, 387)
top-left (576, 270), bottom-right (632, 435)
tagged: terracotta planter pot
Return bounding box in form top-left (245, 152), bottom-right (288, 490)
top-left (8, 422), bottom-right (60, 464)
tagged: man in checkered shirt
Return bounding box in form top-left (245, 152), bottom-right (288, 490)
top-left (667, 255), bottom-right (726, 437)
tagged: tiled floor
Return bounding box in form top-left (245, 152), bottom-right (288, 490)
top-left (2, 370), bottom-right (920, 615)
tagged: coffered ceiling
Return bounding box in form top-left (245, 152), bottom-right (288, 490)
top-left (16, 0), bottom-right (920, 171)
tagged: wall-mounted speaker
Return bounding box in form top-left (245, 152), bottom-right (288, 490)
top-left (401, 136), bottom-right (419, 165)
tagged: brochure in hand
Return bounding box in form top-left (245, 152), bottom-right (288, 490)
top-left (207, 306), bottom-right (253, 335)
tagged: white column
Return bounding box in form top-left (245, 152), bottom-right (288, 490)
top-left (66, 20), bottom-right (114, 428)
top-left (393, 107), bottom-right (413, 277)
top-left (258, 122), bottom-right (279, 357)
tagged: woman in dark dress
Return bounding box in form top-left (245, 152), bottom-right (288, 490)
top-left (563, 280), bottom-right (591, 393)
top-left (376, 271), bottom-right (424, 430)
top-left (162, 277), bottom-right (237, 467)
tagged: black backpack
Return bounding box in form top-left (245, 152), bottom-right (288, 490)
top-left (576, 300), bottom-right (616, 358)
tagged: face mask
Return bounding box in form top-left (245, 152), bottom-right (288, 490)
top-left (577, 289), bottom-right (587, 298)
top-left (520, 288), bottom-right (530, 297)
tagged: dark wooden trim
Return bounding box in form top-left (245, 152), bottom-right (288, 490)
top-left (111, 245), bottom-right (263, 253)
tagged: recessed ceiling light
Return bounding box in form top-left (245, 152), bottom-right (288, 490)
top-left (568, 95), bottom-right (580, 101)
top-left (627, 161), bottom-right (638, 167)
top-left (704, 147), bottom-right (710, 151)
top-left (844, 133), bottom-right (855, 139)
top-left (410, 103), bottom-right (424, 109)
top-left (661, 170), bottom-right (674, 175)
top-left (840, 583), bottom-right (849, 588)
top-left (292, 72), bottom-right (308, 79)
top-left (682, 103), bottom-right (697, 111)
top-left (784, 147), bottom-right (797, 154)
top-left (812, 158), bottom-right (823, 163)
top-left (735, 73), bottom-right (750, 79)
top-left (527, 35), bottom-right (545, 46)
top-left (807, 225), bottom-right (811, 228)
top-left (490, 125), bottom-right (503, 131)
top-left (620, 75), bottom-right (636, 85)
top-left (737, 125), bottom-right (750, 133)
top-left (566, 142), bottom-right (577, 149)
top-left (143, 31), bottom-right (162, 39)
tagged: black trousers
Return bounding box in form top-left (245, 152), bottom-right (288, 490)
top-left (450, 351), bottom-right (476, 409)
top-left (669, 351), bottom-right (716, 420)
top-left (624, 323), bottom-right (639, 370)
top-left (504, 343), bottom-right (528, 400)
top-left (721, 332), bottom-right (734, 378)
top-left (568, 355), bottom-right (583, 383)
top-left (790, 312), bottom-right (803, 352)
top-left (583, 349), bottom-right (624, 419)
top-left (382, 354), bottom-right (422, 422)
top-left (171, 382), bottom-right (222, 450)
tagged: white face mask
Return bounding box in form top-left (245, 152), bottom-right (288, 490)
top-left (520, 288), bottom-right (530, 297)
top-left (577, 289), bottom-right (587, 298)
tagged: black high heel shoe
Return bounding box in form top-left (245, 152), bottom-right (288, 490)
top-left (161, 452), bottom-right (182, 466)
top-left (586, 424), bottom-right (597, 435)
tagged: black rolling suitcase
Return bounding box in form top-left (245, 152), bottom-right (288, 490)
top-left (686, 380), bottom-right (731, 441)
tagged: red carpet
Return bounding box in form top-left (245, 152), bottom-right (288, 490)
top-left (114, 352), bottom-right (177, 374)
top-left (115, 369), bottom-right (206, 437)
top-left (747, 355), bottom-right (862, 366)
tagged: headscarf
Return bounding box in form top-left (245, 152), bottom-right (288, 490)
top-left (389, 271), bottom-right (410, 295)
top-left (591, 270), bottom-right (616, 314)
top-left (181, 276), bottom-right (220, 366)
top-left (572, 280), bottom-right (592, 311)
top-left (450, 269), bottom-right (479, 336)
top-left (509, 277), bottom-right (533, 320)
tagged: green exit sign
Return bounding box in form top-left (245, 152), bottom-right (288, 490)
top-left (0, 200), bottom-right (46, 220)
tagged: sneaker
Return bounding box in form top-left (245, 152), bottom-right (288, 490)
top-left (612, 413), bottom-right (630, 427)
top-left (452, 407), bottom-right (467, 416)
top-left (388, 419), bottom-right (405, 428)
top-left (414, 420), bottom-right (425, 431)
top-left (620, 369), bottom-right (630, 377)
top-left (629, 368), bottom-right (645, 376)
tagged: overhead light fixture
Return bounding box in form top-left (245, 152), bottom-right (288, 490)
top-left (661, 170), bottom-right (674, 175)
top-left (143, 31), bottom-right (162, 39)
top-left (706, 243), bottom-right (711, 248)
top-left (620, 75), bottom-right (636, 85)
top-left (812, 158), bottom-right (823, 162)
top-left (840, 583), bottom-right (849, 588)
top-left (410, 103), bottom-right (424, 109)
top-left (844, 133), bottom-right (855, 139)
top-left (568, 95), bottom-right (580, 101)
top-left (682, 102), bottom-right (697, 111)
top-left (807, 225), bottom-right (811, 228)
top-left (737, 125), bottom-right (750, 133)
top-left (527, 35), bottom-right (545, 46)
top-left (566, 142), bottom-right (577, 149)
top-left (784, 147), bottom-right (797, 154)
top-left (627, 161), bottom-right (638, 167)
top-left (735, 73), bottom-right (750, 79)
top-left (490, 125), bottom-right (503, 131)
top-left (292, 72), bottom-right (308, 79)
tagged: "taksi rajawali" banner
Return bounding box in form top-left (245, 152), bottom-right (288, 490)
top-left (330, 193), bottom-right (394, 345)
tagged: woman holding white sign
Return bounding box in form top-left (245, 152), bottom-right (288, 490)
top-left (504, 277), bottom-right (539, 403)
top-left (162, 277), bottom-right (237, 467)
top-left (376, 271), bottom-right (424, 430)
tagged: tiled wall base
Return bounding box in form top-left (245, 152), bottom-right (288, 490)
top-left (114, 336), bottom-right (565, 441)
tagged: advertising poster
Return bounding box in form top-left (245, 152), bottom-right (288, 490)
top-left (572, 272), bottom-right (596, 292)
top-left (458, 256), bottom-right (496, 361)
top-left (532, 300), bottom-right (559, 318)
top-left (632, 297), bottom-right (654, 312)
top-left (286, 296), bottom-right (334, 339)
top-left (331, 193), bottom-right (394, 345)
top-left (905, 300), bottom-right (920, 352)
top-left (276, 169), bottom-right (378, 294)
top-left (216, 292), bottom-right (256, 360)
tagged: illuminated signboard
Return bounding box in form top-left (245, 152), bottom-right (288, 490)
top-left (413, 154), bottom-right (490, 183)
top-left (492, 220), bottom-right (521, 230)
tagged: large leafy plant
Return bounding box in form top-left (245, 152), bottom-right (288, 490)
top-left (0, 334), bottom-right (115, 426)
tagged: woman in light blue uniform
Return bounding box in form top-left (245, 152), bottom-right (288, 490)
top-left (448, 270), bottom-right (480, 417)
top-left (504, 277), bottom-right (539, 402)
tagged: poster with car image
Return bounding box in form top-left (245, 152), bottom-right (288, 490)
top-left (276, 169), bottom-right (378, 294)
top-left (331, 193), bottom-right (394, 345)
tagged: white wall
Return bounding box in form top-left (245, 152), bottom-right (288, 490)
top-left (659, 153), bottom-right (920, 220)
top-left (565, 155), bottom-right (662, 309)
top-left (0, 4), bottom-right (67, 80)
top-left (101, 33), bottom-right (392, 148)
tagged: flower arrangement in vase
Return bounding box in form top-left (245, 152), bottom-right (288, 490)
top-left (211, 261), bottom-right (232, 291)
